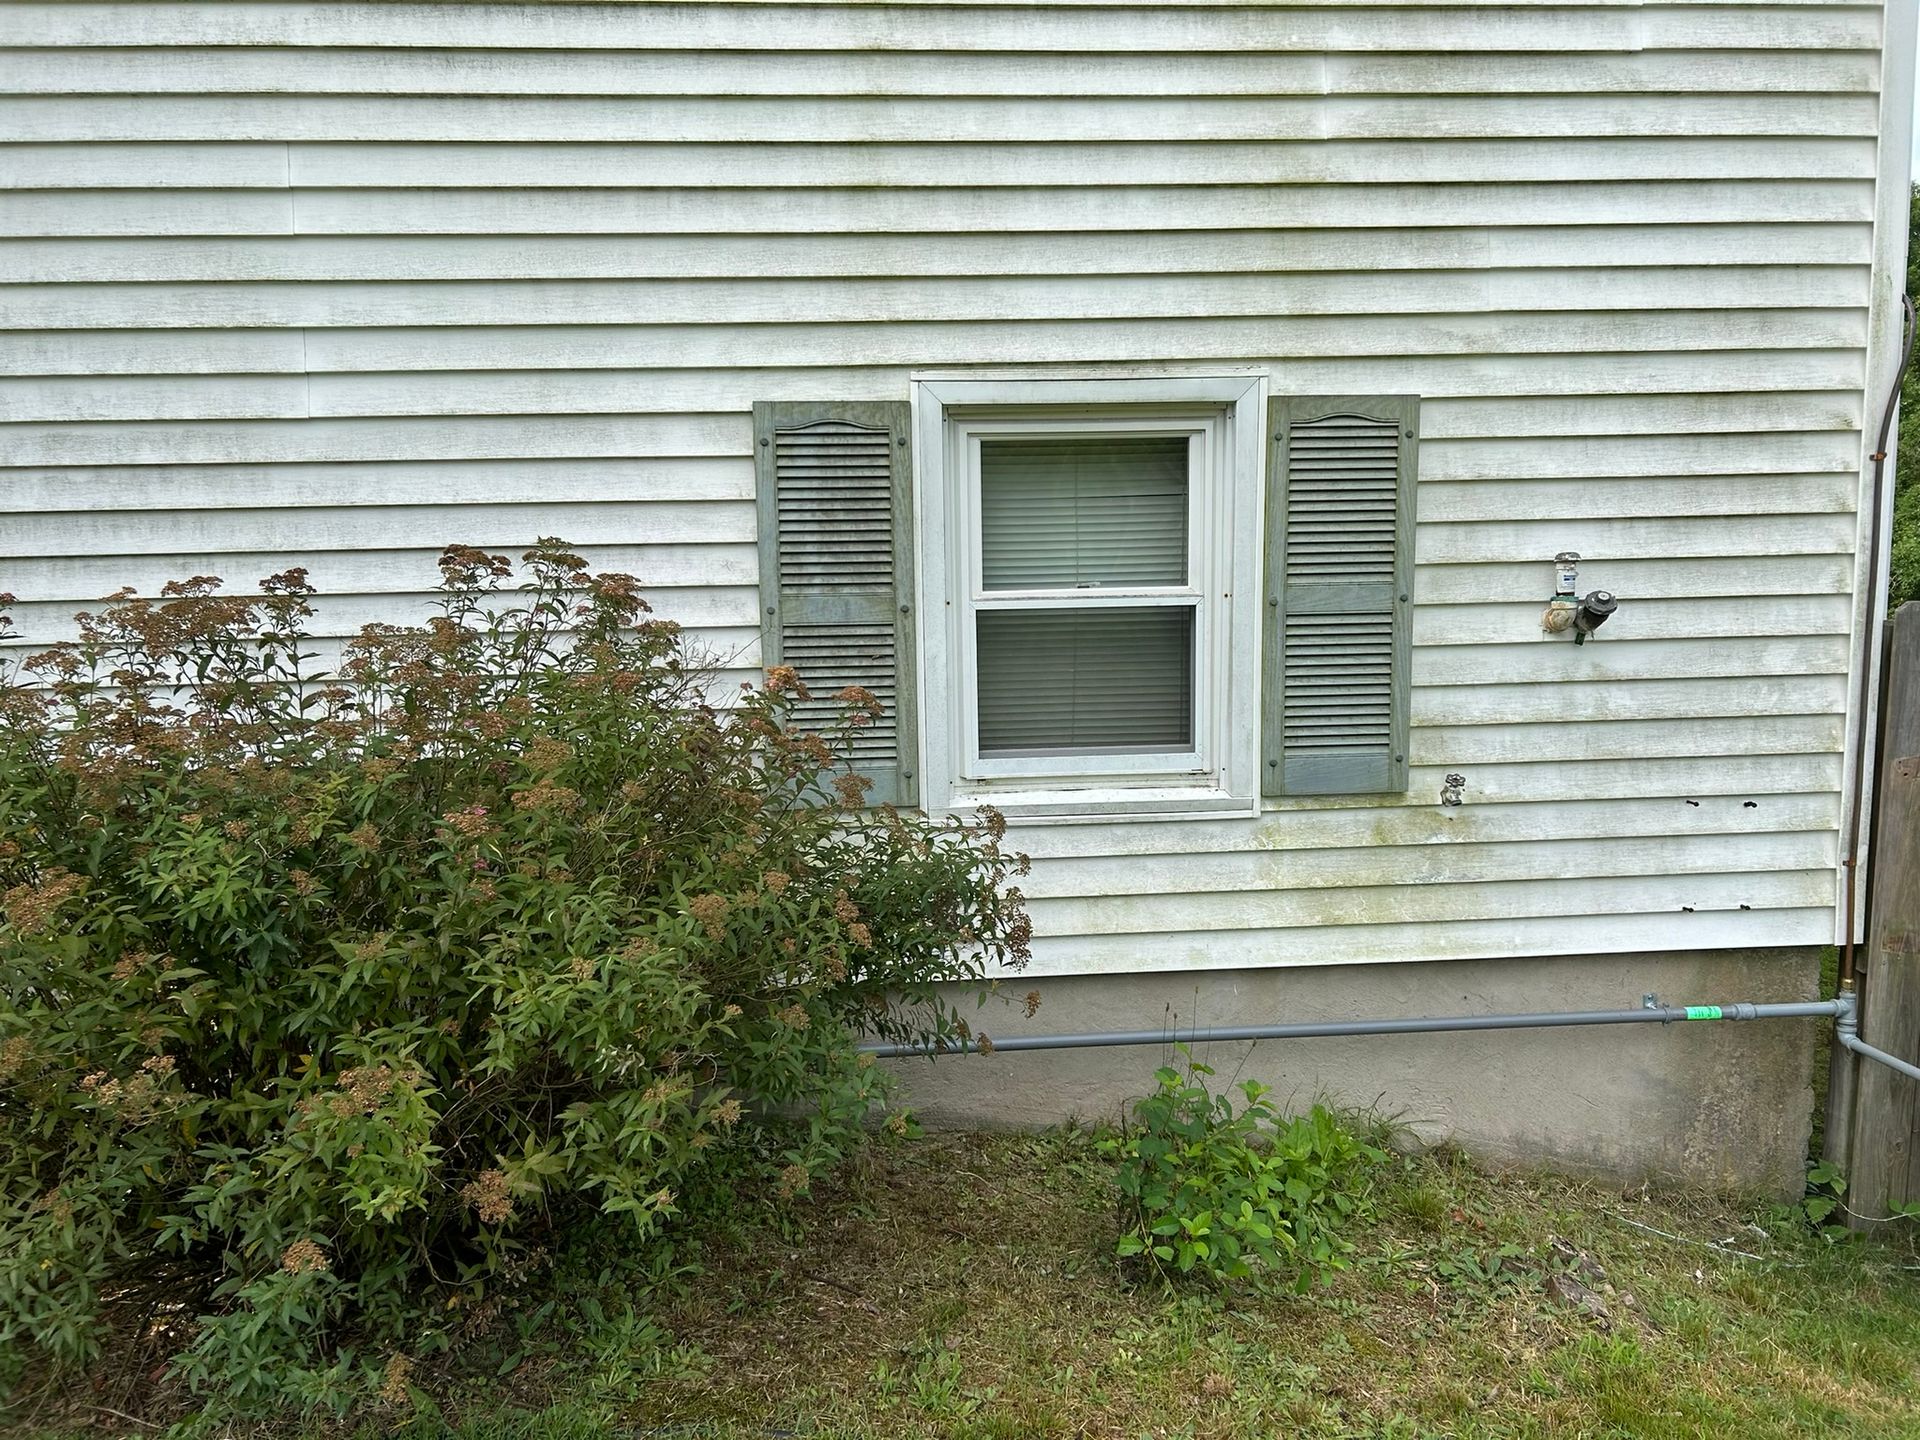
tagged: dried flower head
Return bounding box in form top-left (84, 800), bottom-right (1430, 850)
top-left (687, 893), bottom-right (731, 940)
top-left (439, 805), bottom-right (492, 839)
top-left (461, 1169), bottom-right (514, 1225)
top-left (2, 869), bottom-right (86, 935)
top-left (379, 1354), bottom-right (415, 1408)
top-left (833, 771), bottom-right (873, 808)
top-left (336, 1063), bottom-right (399, 1114)
top-left (763, 665), bottom-right (810, 699)
top-left (281, 1238), bottom-right (329, 1275)
top-left (511, 780), bottom-right (580, 813)
top-left (521, 736), bottom-right (574, 775)
top-left (111, 949), bottom-right (153, 982)
top-left (0, 1035), bottom-right (32, 1081)
top-left (833, 684), bottom-right (884, 722)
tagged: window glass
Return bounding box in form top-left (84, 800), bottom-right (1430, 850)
top-left (976, 606), bottom-right (1194, 755)
top-left (979, 435), bottom-right (1188, 591)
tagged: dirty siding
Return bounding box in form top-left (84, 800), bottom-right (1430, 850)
top-left (0, 1), bottom-right (1892, 977)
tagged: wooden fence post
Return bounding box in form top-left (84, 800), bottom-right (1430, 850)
top-left (1848, 602), bottom-right (1920, 1228)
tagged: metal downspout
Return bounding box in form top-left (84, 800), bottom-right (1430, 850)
top-left (1842, 292), bottom-right (1917, 996)
top-left (1826, 292), bottom-right (1917, 1174)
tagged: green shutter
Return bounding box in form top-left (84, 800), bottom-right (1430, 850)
top-left (1262, 395), bottom-right (1417, 797)
top-left (754, 400), bottom-right (917, 808)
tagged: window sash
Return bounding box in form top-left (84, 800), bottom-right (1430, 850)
top-left (978, 433), bottom-right (1190, 592)
top-left (975, 605), bottom-right (1197, 758)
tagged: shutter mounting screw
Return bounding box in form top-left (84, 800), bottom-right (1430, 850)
top-left (759, 437), bottom-right (769, 446)
top-left (900, 604), bottom-right (911, 615)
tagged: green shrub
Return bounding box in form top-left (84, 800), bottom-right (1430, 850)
top-left (1893, 184), bottom-right (1920, 611)
top-left (0, 542), bottom-right (1029, 1413)
top-left (1890, 478), bottom-right (1920, 612)
top-left (1103, 1050), bottom-right (1383, 1289)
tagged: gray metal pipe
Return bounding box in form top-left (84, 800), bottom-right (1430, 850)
top-left (862, 997), bottom-right (1849, 1059)
top-left (1835, 993), bottom-right (1920, 1084)
top-left (1840, 1033), bottom-right (1920, 1085)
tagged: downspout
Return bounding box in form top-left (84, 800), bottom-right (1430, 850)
top-left (1824, 293), bottom-right (1918, 1174)
top-left (1840, 291), bottom-right (1917, 998)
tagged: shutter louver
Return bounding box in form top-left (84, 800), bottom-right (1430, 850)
top-left (1263, 395), bottom-right (1417, 796)
top-left (754, 401), bottom-right (917, 808)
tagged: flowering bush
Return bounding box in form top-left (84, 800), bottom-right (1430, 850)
top-left (0, 543), bottom-right (1029, 1412)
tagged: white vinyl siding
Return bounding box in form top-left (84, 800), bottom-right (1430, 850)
top-left (0, 0), bottom-right (1892, 977)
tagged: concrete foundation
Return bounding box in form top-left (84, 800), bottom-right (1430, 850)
top-left (889, 948), bottom-right (1822, 1197)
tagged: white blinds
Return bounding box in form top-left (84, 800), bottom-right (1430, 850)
top-left (976, 606), bottom-right (1194, 756)
top-left (979, 435), bottom-right (1189, 590)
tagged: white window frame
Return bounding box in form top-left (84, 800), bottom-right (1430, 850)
top-left (912, 373), bottom-right (1265, 821)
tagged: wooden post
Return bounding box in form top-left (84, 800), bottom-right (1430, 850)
top-left (1848, 602), bottom-right (1920, 1228)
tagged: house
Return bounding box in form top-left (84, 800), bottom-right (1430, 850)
top-left (1, 0), bottom-right (1912, 1192)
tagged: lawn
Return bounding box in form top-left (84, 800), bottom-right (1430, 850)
top-left (265, 1126), bottom-right (1920, 1440)
top-left (24, 1121), bottom-right (1920, 1438)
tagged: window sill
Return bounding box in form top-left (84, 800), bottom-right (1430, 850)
top-left (939, 784), bottom-right (1258, 825)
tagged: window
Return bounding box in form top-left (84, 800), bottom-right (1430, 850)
top-left (913, 376), bottom-right (1265, 818)
top-left (754, 385), bottom-right (1417, 817)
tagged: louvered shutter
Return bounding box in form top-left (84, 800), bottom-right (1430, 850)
top-left (754, 400), bottom-right (917, 808)
top-left (1262, 395), bottom-right (1417, 796)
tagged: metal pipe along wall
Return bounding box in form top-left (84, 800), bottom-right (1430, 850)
top-left (861, 998), bottom-right (1850, 1059)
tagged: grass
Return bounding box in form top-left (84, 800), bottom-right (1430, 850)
top-left (329, 1127), bottom-right (1920, 1440)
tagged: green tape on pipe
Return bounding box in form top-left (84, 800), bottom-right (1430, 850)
top-left (1685, 1005), bottom-right (1724, 1021)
